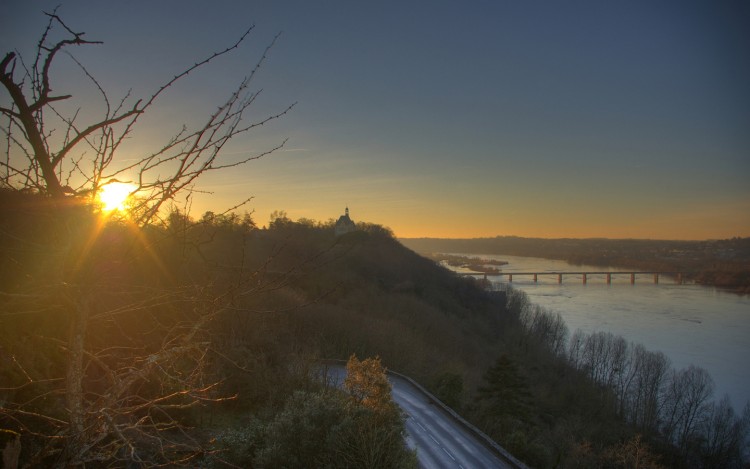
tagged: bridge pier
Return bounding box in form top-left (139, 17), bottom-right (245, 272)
top-left (533, 273), bottom-right (537, 282)
top-left (606, 273), bottom-right (611, 284)
top-left (582, 273), bottom-right (587, 285)
top-left (631, 273), bottom-right (635, 284)
top-left (558, 274), bottom-right (562, 284)
top-left (653, 273), bottom-right (659, 284)
top-left (677, 273), bottom-right (682, 284)
top-left (508, 274), bottom-right (513, 282)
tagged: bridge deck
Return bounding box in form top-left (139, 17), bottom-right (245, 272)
top-left (459, 271), bottom-right (683, 276)
top-left (458, 271), bottom-right (689, 284)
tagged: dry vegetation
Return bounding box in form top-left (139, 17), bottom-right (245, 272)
top-left (3, 197), bottom-right (749, 467)
top-left (2, 10), bottom-right (749, 469)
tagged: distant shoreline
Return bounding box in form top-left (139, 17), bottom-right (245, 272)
top-left (427, 253), bottom-right (507, 274)
top-left (399, 236), bottom-right (750, 295)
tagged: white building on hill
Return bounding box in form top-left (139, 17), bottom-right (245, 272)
top-left (334, 207), bottom-right (356, 236)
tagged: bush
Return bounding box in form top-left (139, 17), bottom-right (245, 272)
top-left (250, 389), bottom-right (416, 469)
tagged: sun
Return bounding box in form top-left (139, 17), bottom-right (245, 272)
top-left (98, 182), bottom-right (136, 212)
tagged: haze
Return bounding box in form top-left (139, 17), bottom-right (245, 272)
top-left (3, 1), bottom-right (748, 240)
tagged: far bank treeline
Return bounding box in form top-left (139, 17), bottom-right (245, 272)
top-left (399, 236), bottom-right (750, 294)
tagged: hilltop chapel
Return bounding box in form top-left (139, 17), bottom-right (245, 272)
top-left (334, 207), bottom-right (356, 236)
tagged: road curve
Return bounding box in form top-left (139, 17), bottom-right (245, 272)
top-left (322, 365), bottom-right (525, 469)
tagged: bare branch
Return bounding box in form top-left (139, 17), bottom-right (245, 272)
top-left (1, 52), bottom-right (63, 195)
top-left (141, 26), bottom-right (255, 114)
top-left (36, 11), bottom-right (102, 109)
top-left (0, 105), bottom-right (21, 119)
top-left (1, 12), bottom-right (295, 467)
top-left (51, 102), bottom-right (142, 168)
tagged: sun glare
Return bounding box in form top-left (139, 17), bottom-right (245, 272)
top-left (99, 182), bottom-right (136, 212)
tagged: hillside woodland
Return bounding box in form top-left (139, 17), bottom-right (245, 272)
top-left (2, 197), bottom-right (747, 468)
top-left (4, 11), bottom-right (747, 468)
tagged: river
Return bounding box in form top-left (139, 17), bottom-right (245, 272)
top-left (453, 254), bottom-right (750, 412)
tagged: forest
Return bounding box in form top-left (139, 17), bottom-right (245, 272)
top-left (2, 202), bottom-right (748, 467)
top-left (2, 10), bottom-right (748, 468)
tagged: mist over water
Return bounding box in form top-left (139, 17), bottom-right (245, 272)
top-left (459, 254), bottom-right (750, 411)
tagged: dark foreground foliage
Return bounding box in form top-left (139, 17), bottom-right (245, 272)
top-left (2, 197), bottom-right (748, 467)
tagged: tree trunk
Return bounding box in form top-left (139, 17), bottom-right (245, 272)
top-left (1, 432), bottom-right (21, 469)
top-left (65, 295), bottom-right (89, 462)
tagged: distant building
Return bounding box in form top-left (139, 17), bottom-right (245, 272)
top-left (334, 206), bottom-right (356, 236)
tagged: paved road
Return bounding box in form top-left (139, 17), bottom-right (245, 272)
top-left (323, 366), bottom-right (519, 469)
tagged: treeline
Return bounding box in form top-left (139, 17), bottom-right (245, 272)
top-left (462, 288), bottom-right (749, 468)
top-left (400, 236), bottom-right (750, 294)
top-left (567, 328), bottom-right (748, 466)
top-left (504, 290), bottom-right (749, 467)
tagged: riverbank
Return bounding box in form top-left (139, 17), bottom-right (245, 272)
top-left (453, 254), bottom-right (750, 412)
top-left (428, 253), bottom-right (508, 274)
top-left (400, 236), bottom-right (750, 295)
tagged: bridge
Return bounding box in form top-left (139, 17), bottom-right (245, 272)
top-left (460, 271), bottom-right (688, 285)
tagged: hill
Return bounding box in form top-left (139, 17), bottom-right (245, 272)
top-left (3, 201), bottom-right (747, 467)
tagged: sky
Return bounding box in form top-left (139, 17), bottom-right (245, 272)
top-left (3, 1), bottom-right (749, 239)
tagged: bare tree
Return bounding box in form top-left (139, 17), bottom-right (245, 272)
top-left (625, 344), bottom-right (670, 432)
top-left (564, 328), bottom-right (748, 465)
top-left (1, 10), bottom-right (293, 222)
top-left (1, 10), bottom-right (292, 467)
top-left (698, 396), bottom-right (748, 468)
top-left (606, 335), bottom-right (631, 414)
top-left (518, 303), bottom-right (568, 356)
top-left (568, 330), bottom-right (636, 417)
top-left (581, 331), bottom-right (613, 384)
top-left (661, 365), bottom-right (714, 453)
top-left (567, 328), bottom-right (586, 370)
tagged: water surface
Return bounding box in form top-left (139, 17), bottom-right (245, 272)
top-left (457, 254), bottom-right (750, 411)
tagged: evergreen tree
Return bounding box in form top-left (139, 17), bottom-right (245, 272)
top-left (477, 355), bottom-right (532, 421)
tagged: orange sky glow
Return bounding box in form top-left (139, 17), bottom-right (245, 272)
top-left (5, 2), bottom-right (749, 241)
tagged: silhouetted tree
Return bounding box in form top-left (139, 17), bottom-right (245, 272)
top-left (627, 345), bottom-right (670, 432)
top-left (1, 11), bottom-right (293, 223)
top-left (1, 9), bottom-right (291, 467)
top-left (661, 365), bottom-right (714, 453)
top-left (697, 396), bottom-right (749, 468)
top-left (519, 304), bottom-right (568, 356)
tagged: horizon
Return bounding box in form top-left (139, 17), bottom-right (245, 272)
top-left (3, 1), bottom-right (749, 240)
top-left (396, 234), bottom-right (749, 242)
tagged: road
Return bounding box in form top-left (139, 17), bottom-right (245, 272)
top-left (322, 365), bottom-right (523, 469)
